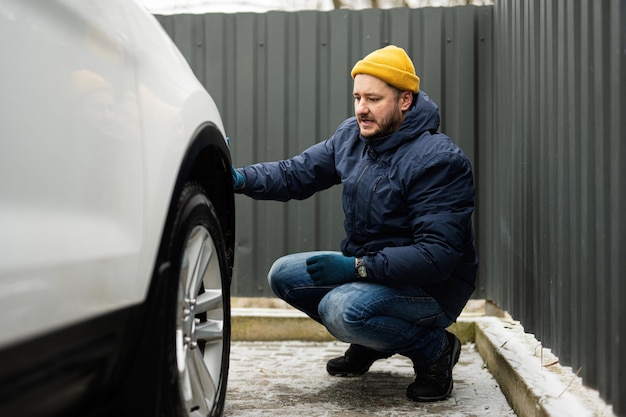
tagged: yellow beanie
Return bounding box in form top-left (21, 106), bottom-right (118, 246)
top-left (351, 45), bottom-right (420, 93)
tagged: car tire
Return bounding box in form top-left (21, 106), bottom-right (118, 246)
top-left (159, 182), bottom-right (231, 417)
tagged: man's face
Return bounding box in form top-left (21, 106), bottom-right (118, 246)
top-left (353, 74), bottom-right (412, 139)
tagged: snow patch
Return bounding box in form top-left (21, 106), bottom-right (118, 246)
top-left (476, 316), bottom-right (615, 417)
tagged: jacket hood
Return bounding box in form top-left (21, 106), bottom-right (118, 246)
top-left (364, 91), bottom-right (440, 153)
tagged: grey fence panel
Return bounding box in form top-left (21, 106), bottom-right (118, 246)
top-left (484, 0), bottom-right (625, 413)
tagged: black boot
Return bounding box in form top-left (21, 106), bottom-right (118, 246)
top-left (326, 344), bottom-right (392, 376)
top-left (406, 331), bottom-right (461, 402)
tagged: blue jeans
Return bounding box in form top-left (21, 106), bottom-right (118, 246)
top-left (267, 251), bottom-right (454, 365)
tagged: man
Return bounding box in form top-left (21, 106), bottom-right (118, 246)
top-left (232, 45), bottom-right (478, 402)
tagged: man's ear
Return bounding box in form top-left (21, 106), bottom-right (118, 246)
top-left (400, 91), bottom-right (413, 111)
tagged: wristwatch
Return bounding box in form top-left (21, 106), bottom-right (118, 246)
top-left (355, 257), bottom-right (367, 279)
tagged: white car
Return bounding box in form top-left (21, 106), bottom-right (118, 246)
top-left (0, 1), bottom-right (235, 416)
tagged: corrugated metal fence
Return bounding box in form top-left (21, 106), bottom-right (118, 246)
top-left (482, 0), bottom-right (625, 414)
top-left (156, 2), bottom-right (625, 414)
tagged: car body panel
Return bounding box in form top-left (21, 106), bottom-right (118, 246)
top-left (0, 0), bottom-right (228, 351)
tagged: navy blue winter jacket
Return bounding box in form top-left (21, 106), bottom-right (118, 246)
top-left (238, 91), bottom-right (478, 320)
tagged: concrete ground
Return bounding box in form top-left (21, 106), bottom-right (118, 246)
top-left (224, 340), bottom-right (515, 417)
top-left (225, 298), bottom-right (615, 417)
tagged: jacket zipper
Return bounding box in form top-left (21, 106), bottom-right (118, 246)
top-left (351, 144), bottom-right (377, 237)
top-left (367, 176), bottom-right (383, 226)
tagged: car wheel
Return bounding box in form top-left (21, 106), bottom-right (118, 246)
top-left (162, 182), bottom-right (231, 417)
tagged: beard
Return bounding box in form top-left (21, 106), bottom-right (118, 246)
top-left (357, 103), bottom-right (405, 139)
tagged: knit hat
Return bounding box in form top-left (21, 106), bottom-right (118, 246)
top-left (351, 45), bottom-right (420, 93)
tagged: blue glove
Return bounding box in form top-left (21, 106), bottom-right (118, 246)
top-left (232, 166), bottom-right (245, 190)
top-left (306, 254), bottom-right (355, 286)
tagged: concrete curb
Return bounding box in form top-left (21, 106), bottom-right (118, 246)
top-left (474, 316), bottom-right (615, 417)
top-left (230, 297), bottom-right (486, 343)
top-left (232, 307), bottom-right (334, 342)
top-left (231, 298), bottom-right (614, 417)
top-left (231, 307), bottom-right (477, 344)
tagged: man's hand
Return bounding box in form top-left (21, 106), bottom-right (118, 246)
top-left (305, 254), bottom-right (355, 286)
top-left (232, 166), bottom-right (245, 190)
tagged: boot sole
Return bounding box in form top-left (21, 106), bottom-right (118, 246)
top-left (326, 364), bottom-right (372, 377)
top-left (327, 370), bottom-right (368, 377)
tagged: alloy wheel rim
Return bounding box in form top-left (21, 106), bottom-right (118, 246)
top-left (176, 225), bottom-right (225, 416)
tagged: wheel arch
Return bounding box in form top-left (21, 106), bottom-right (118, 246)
top-left (158, 122), bottom-right (236, 276)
